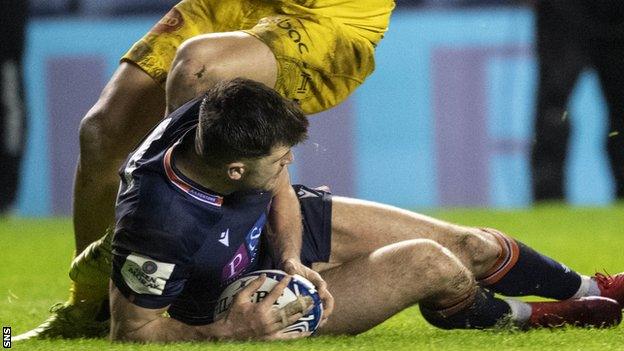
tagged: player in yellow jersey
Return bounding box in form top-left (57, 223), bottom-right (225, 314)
top-left (131, 0), bottom-right (392, 113)
top-left (16, 0), bottom-right (394, 340)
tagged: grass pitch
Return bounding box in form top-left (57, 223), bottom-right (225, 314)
top-left (1, 204), bottom-right (623, 350)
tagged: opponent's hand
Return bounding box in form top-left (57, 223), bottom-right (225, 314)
top-left (281, 258), bottom-right (334, 325)
top-left (219, 274), bottom-right (314, 341)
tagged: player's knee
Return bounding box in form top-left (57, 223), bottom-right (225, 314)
top-left (174, 35), bottom-right (211, 63)
top-left (395, 240), bottom-right (470, 290)
top-left (78, 106), bottom-right (123, 170)
top-left (79, 108), bottom-right (105, 157)
top-left (168, 33), bottom-right (276, 101)
top-left (409, 242), bottom-right (476, 314)
top-left (171, 36), bottom-right (236, 83)
top-left (172, 39), bottom-right (212, 79)
top-left (167, 38), bottom-right (230, 110)
top-left (452, 228), bottom-right (501, 273)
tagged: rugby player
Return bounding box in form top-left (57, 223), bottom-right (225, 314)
top-left (39, 79), bottom-right (624, 341)
top-left (27, 0), bottom-right (394, 339)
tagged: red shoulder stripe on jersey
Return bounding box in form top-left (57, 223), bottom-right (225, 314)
top-left (163, 147), bottom-right (224, 207)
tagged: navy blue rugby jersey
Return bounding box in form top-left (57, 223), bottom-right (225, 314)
top-left (111, 97), bottom-right (274, 325)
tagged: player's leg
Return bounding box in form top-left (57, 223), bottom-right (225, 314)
top-left (74, 63), bottom-right (165, 254)
top-left (327, 196), bottom-right (501, 278)
top-left (531, 0), bottom-right (586, 202)
top-left (326, 196), bottom-right (624, 304)
top-left (316, 240), bottom-right (620, 335)
top-left (165, 32), bottom-right (277, 113)
top-left (316, 239), bottom-right (504, 334)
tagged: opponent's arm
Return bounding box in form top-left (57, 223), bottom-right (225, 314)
top-left (268, 168), bottom-right (334, 320)
top-left (110, 275), bottom-right (310, 342)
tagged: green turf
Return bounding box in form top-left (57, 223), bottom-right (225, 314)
top-left (1, 204), bottom-right (623, 350)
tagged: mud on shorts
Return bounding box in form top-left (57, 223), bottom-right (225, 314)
top-left (121, 0), bottom-right (395, 114)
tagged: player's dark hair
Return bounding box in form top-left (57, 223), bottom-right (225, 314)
top-left (193, 78), bottom-right (308, 164)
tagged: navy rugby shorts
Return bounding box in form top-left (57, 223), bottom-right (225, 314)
top-left (262, 184), bottom-right (332, 268)
top-left (294, 184), bottom-right (333, 267)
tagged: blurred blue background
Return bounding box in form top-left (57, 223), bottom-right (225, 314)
top-left (17, 0), bottom-right (616, 215)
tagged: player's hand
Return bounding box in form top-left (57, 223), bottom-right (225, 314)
top-left (281, 258), bottom-right (334, 325)
top-left (219, 274), bottom-right (314, 341)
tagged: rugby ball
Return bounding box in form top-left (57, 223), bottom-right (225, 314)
top-left (214, 269), bottom-right (323, 334)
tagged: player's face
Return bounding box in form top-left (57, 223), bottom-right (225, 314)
top-left (244, 145), bottom-right (294, 191)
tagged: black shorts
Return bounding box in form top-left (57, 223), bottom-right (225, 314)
top-left (293, 185), bottom-right (333, 267)
top-left (259, 184), bottom-right (332, 269)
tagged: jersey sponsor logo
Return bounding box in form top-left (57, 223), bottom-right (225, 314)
top-left (223, 244), bottom-right (250, 281)
top-left (276, 18), bottom-right (310, 55)
top-left (219, 229), bottom-right (230, 247)
top-left (221, 213), bottom-right (268, 281)
top-left (150, 8), bottom-right (184, 34)
top-left (121, 253), bottom-right (175, 296)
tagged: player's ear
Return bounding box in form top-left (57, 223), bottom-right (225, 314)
top-left (227, 162), bottom-right (245, 181)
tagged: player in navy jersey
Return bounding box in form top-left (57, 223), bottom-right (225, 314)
top-left (109, 82), bottom-right (311, 332)
top-left (105, 79), bottom-right (624, 341)
top-left (19, 79), bottom-right (624, 341)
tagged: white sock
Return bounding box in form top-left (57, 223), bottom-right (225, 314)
top-left (504, 299), bottom-right (532, 324)
top-left (571, 275), bottom-right (601, 299)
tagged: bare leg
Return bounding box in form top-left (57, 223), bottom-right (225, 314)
top-left (317, 239), bottom-right (475, 335)
top-left (165, 31), bottom-right (277, 113)
top-left (325, 196), bottom-right (501, 278)
top-left (74, 63), bottom-right (165, 253)
top-left (322, 196), bottom-right (597, 305)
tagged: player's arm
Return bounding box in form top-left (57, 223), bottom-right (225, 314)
top-left (268, 168), bottom-right (334, 319)
top-left (268, 167), bottom-right (304, 263)
top-left (110, 275), bottom-right (310, 342)
top-left (110, 282), bottom-right (223, 342)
